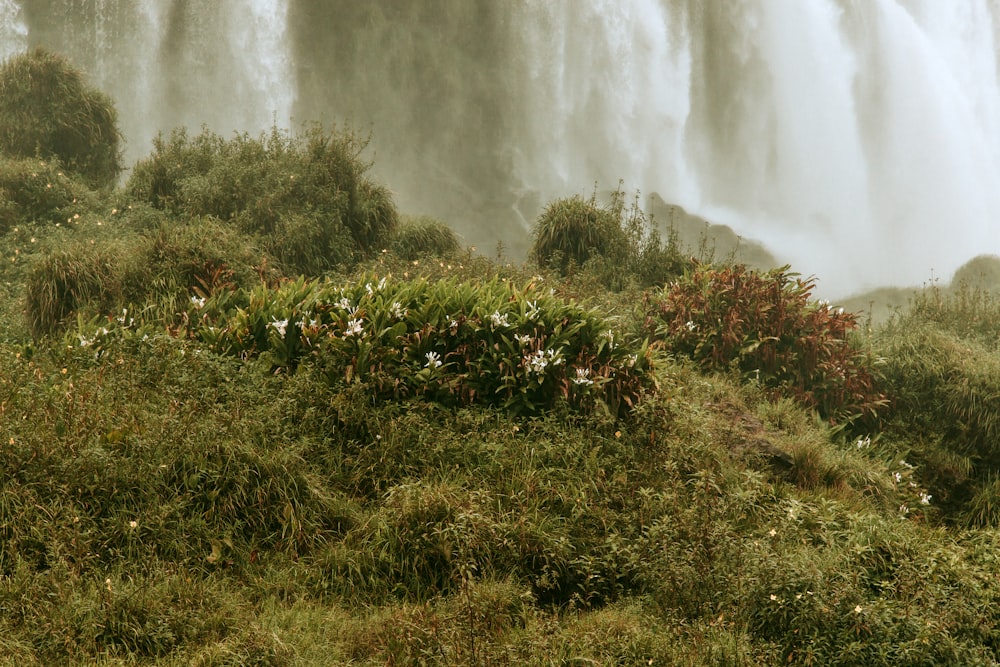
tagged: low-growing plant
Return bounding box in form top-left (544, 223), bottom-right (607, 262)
top-left (25, 240), bottom-right (128, 338)
top-left (645, 262), bottom-right (886, 425)
top-left (0, 49), bottom-right (122, 188)
top-left (180, 273), bottom-right (652, 416)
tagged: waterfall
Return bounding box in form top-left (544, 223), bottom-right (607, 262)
top-left (7, 0), bottom-right (294, 167)
top-left (0, 0), bottom-right (26, 61)
top-left (510, 0), bottom-right (1000, 295)
top-left (4, 0), bottom-right (1000, 297)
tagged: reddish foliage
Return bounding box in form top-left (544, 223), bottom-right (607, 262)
top-left (645, 263), bottom-right (885, 425)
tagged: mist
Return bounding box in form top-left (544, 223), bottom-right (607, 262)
top-left (4, 0), bottom-right (1000, 297)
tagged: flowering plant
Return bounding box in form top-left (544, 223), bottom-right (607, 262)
top-left (187, 274), bottom-right (653, 415)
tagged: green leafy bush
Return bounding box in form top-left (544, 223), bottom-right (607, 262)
top-left (126, 125), bottom-right (397, 272)
top-left (645, 262), bottom-right (885, 424)
top-left (169, 274), bottom-right (651, 416)
top-left (0, 49), bottom-right (121, 188)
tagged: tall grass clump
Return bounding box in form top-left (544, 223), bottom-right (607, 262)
top-left (126, 125), bottom-right (398, 273)
top-left (645, 262), bottom-right (886, 425)
top-left (874, 283), bottom-right (1000, 521)
top-left (531, 192), bottom-right (626, 273)
top-left (0, 49), bottom-right (121, 189)
top-left (531, 186), bottom-right (685, 289)
top-left (0, 157), bottom-right (96, 231)
top-left (390, 214), bottom-right (460, 260)
top-left (25, 216), bottom-right (269, 337)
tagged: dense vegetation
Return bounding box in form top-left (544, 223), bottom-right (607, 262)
top-left (1, 49), bottom-right (999, 666)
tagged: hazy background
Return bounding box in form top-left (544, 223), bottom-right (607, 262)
top-left (3, 0), bottom-right (1000, 297)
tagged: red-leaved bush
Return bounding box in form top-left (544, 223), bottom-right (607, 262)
top-left (644, 263), bottom-right (885, 425)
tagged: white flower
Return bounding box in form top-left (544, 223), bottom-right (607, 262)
top-left (390, 301), bottom-right (407, 319)
top-left (625, 354), bottom-right (638, 368)
top-left (424, 351), bottom-right (442, 369)
top-left (525, 350), bottom-right (548, 374)
top-left (854, 605), bottom-right (863, 614)
top-left (337, 297), bottom-right (351, 311)
top-left (344, 319), bottom-right (364, 338)
top-left (893, 472), bottom-right (902, 484)
top-left (685, 320), bottom-right (697, 332)
top-left (525, 300), bottom-right (540, 320)
top-left (78, 334), bottom-right (94, 347)
top-left (128, 520), bottom-right (138, 529)
top-left (449, 318), bottom-right (460, 332)
top-left (270, 318), bottom-right (288, 337)
top-left (526, 348), bottom-right (562, 375)
top-left (514, 333), bottom-right (532, 346)
top-left (490, 311), bottom-right (510, 328)
top-left (571, 367), bottom-right (594, 386)
top-left (856, 436), bottom-right (871, 449)
top-left (920, 492), bottom-right (932, 505)
top-left (837, 307), bottom-right (845, 315)
top-left (190, 295), bottom-right (206, 309)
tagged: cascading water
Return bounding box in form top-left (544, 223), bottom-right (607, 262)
top-left (0, 0), bottom-right (26, 61)
top-left (511, 0), bottom-right (1000, 296)
top-left (8, 0), bottom-right (294, 167)
top-left (4, 0), bottom-right (1000, 297)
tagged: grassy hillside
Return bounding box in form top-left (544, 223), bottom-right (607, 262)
top-left (0, 49), bottom-right (998, 666)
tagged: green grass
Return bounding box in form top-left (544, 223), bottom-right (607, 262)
top-left (1, 53), bottom-right (1000, 664)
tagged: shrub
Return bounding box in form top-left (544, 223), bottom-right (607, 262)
top-left (390, 215), bottom-right (460, 260)
top-left (0, 49), bottom-right (121, 188)
top-left (25, 216), bottom-right (270, 337)
top-left (645, 262), bottom-right (885, 425)
top-left (531, 186), bottom-right (685, 289)
top-left (873, 285), bottom-right (1000, 519)
top-left (0, 157), bottom-right (95, 230)
top-left (126, 125), bottom-right (398, 271)
top-left (113, 274), bottom-right (654, 416)
top-left (25, 241), bottom-right (127, 338)
top-left (531, 192), bottom-right (627, 274)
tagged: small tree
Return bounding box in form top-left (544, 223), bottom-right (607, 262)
top-left (0, 48), bottom-right (122, 189)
